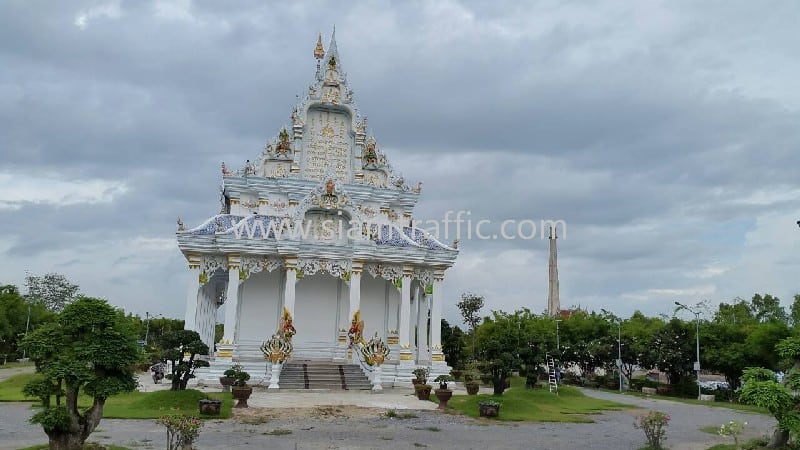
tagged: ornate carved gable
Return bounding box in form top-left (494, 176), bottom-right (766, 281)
top-left (235, 29), bottom-right (416, 193)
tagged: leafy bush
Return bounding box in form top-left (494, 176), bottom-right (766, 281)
top-left (634, 410), bottom-right (670, 450)
top-left (223, 364), bottom-right (250, 387)
top-left (157, 415), bottom-right (203, 450)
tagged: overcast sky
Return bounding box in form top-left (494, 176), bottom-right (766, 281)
top-left (1, 0), bottom-right (799, 326)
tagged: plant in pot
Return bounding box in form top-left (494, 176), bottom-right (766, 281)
top-left (412, 368), bottom-right (432, 400)
top-left (412, 367), bottom-right (428, 387)
top-left (478, 399), bottom-right (501, 418)
top-left (219, 371), bottom-right (235, 392)
top-left (226, 364), bottom-right (252, 408)
top-left (433, 375), bottom-right (454, 409)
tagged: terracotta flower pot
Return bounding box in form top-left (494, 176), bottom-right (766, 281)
top-left (219, 376), bottom-right (235, 392)
top-left (434, 389), bottom-right (452, 409)
top-left (231, 386), bottom-right (253, 408)
top-left (466, 383), bottom-right (480, 395)
top-left (478, 403), bottom-right (500, 418)
top-left (415, 384), bottom-right (432, 400)
top-left (198, 399), bottom-right (222, 415)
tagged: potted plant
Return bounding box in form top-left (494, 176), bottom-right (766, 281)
top-left (478, 399), bottom-right (501, 418)
top-left (226, 364), bottom-right (252, 408)
top-left (465, 381), bottom-right (480, 395)
top-left (451, 369), bottom-right (463, 381)
top-left (412, 367), bottom-right (428, 387)
top-left (433, 375), bottom-right (454, 409)
top-left (219, 373), bottom-right (235, 392)
top-left (198, 398), bottom-right (222, 415)
top-left (415, 382), bottom-right (433, 401)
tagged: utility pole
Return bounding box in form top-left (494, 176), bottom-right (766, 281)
top-left (617, 321), bottom-right (623, 393)
top-left (675, 301), bottom-right (702, 400)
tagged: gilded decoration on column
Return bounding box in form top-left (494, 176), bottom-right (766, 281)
top-left (279, 306), bottom-right (296, 340)
top-left (360, 332), bottom-right (390, 366)
top-left (348, 310), bottom-right (365, 347)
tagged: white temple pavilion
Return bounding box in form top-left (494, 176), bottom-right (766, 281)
top-left (177, 32), bottom-right (458, 386)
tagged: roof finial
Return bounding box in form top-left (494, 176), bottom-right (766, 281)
top-left (314, 32), bottom-right (325, 73)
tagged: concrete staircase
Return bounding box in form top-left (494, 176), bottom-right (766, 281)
top-left (278, 361), bottom-right (373, 390)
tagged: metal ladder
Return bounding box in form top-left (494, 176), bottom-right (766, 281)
top-left (546, 353), bottom-right (558, 395)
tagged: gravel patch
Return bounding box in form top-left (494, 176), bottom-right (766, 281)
top-left (0, 389), bottom-right (778, 450)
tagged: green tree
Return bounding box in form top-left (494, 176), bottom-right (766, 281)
top-left (790, 294), bottom-right (800, 327)
top-left (559, 311), bottom-right (615, 377)
top-left (751, 293), bottom-right (787, 324)
top-left (0, 284), bottom-right (53, 362)
top-left (714, 297), bottom-right (756, 325)
top-left (159, 330), bottom-right (209, 391)
top-left (619, 311), bottom-right (664, 387)
top-left (641, 318), bottom-right (694, 385)
top-left (21, 297), bottom-right (139, 450)
top-left (441, 319), bottom-right (466, 370)
top-left (738, 336), bottom-right (800, 448)
top-left (457, 292), bottom-right (484, 358)
top-left (474, 311), bottom-right (516, 395)
top-left (25, 273), bottom-right (80, 313)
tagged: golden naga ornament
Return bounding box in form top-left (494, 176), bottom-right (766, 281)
top-left (360, 332), bottom-right (391, 367)
top-left (261, 334), bottom-right (293, 364)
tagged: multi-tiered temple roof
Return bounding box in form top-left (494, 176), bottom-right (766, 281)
top-left (177, 31), bottom-right (457, 267)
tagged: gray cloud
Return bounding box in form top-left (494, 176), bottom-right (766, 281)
top-left (1, 0), bottom-right (799, 323)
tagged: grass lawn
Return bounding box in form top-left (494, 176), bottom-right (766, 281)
top-left (0, 372), bottom-right (233, 418)
top-left (445, 376), bottom-right (630, 422)
top-left (0, 372), bottom-right (39, 401)
top-left (0, 360), bottom-right (34, 369)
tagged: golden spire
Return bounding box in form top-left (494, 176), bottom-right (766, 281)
top-left (314, 32), bottom-right (325, 60)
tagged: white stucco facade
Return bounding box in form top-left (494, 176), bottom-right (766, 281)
top-left (176, 32), bottom-right (458, 386)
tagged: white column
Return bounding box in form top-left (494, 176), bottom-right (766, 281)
top-left (398, 266), bottom-right (414, 366)
top-left (348, 261), bottom-right (363, 321)
top-left (183, 266), bottom-right (200, 331)
top-left (283, 258), bottom-right (297, 318)
top-left (431, 273), bottom-right (444, 351)
top-left (417, 290), bottom-right (429, 363)
top-left (222, 261), bottom-right (241, 343)
top-left (430, 269), bottom-right (447, 375)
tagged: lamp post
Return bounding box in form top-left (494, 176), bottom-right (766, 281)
top-left (144, 312), bottom-right (163, 347)
top-left (675, 301), bottom-right (702, 399)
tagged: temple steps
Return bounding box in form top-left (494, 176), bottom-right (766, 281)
top-left (279, 361), bottom-right (372, 390)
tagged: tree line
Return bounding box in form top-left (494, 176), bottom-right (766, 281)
top-left (442, 292), bottom-right (800, 395)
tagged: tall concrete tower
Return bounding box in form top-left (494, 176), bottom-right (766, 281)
top-left (547, 226), bottom-right (560, 316)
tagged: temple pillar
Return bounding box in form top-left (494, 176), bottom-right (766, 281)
top-left (217, 254), bottom-right (241, 360)
top-left (283, 258), bottom-right (298, 317)
top-left (430, 268), bottom-right (448, 376)
top-left (417, 288), bottom-right (430, 364)
top-left (348, 261), bottom-right (363, 321)
top-left (398, 266), bottom-right (414, 374)
top-left (183, 261), bottom-right (201, 331)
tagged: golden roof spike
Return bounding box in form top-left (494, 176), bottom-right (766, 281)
top-left (314, 32), bottom-right (325, 60)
